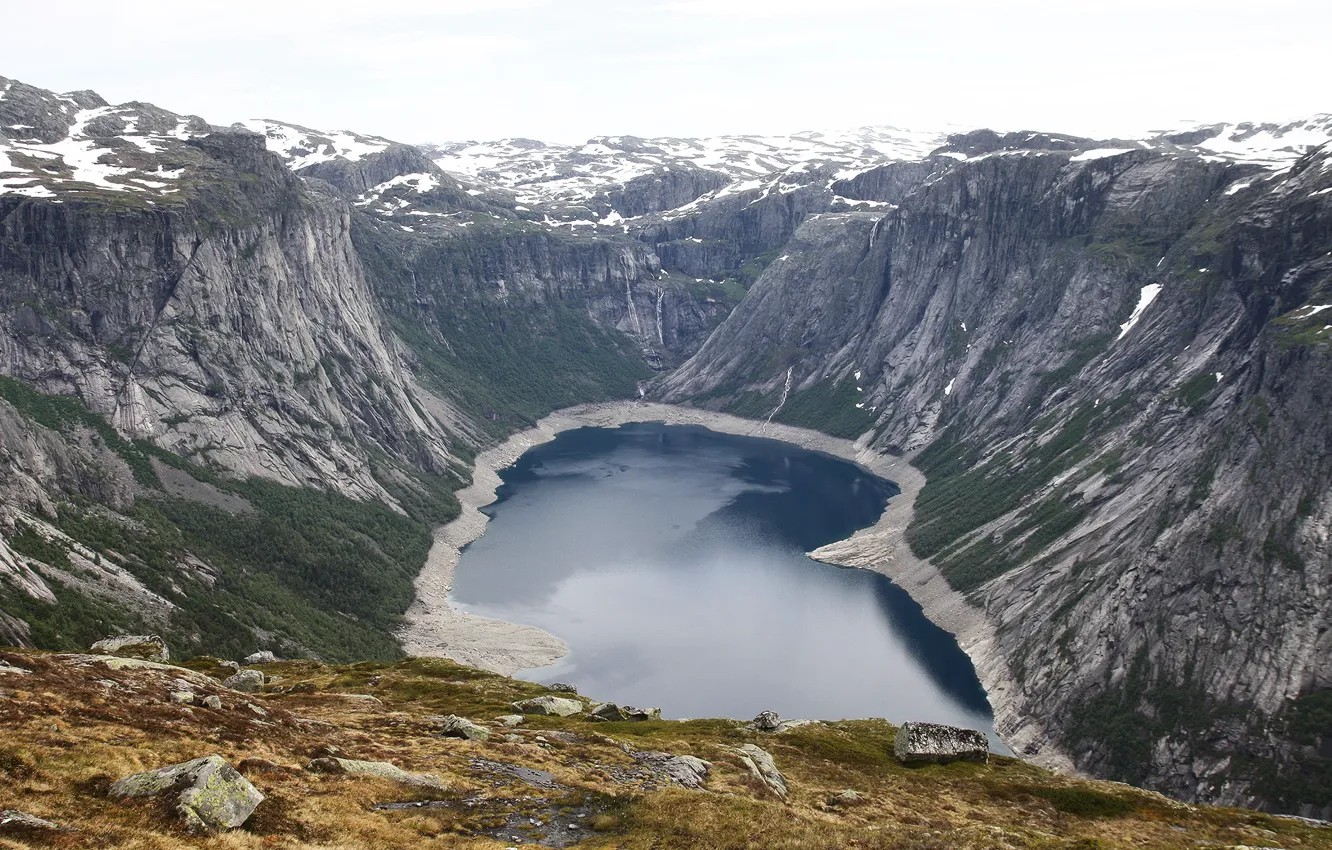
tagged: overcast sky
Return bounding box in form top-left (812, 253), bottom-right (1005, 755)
top-left (4, 0), bottom-right (1328, 144)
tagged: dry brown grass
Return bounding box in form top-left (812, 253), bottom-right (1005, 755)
top-left (0, 648), bottom-right (1327, 850)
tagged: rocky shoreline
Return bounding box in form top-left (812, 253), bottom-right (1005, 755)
top-left (399, 401), bottom-right (1071, 773)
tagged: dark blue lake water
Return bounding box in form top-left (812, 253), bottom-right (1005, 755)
top-left (451, 422), bottom-right (998, 743)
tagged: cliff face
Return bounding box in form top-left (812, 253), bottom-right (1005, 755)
top-left (0, 131), bottom-right (465, 501)
top-left (657, 142), bottom-right (1332, 815)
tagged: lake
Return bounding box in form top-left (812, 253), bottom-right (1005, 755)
top-left (451, 422), bottom-right (999, 744)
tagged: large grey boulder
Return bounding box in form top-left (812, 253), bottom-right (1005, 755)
top-left (436, 714), bottom-right (490, 741)
top-left (586, 702), bottom-right (627, 722)
top-left (511, 695), bottom-right (583, 716)
top-left (222, 669), bottom-right (265, 693)
top-left (108, 755), bottom-right (263, 832)
top-left (752, 710), bottom-right (781, 731)
top-left (623, 705), bottom-right (662, 721)
top-left (735, 744), bottom-right (788, 799)
top-left (90, 635), bottom-right (169, 663)
top-left (306, 757), bottom-right (446, 789)
top-left (893, 721), bottom-right (989, 765)
top-left (242, 651), bottom-right (278, 665)
top-left (547, 682), bottom-right (578, 694)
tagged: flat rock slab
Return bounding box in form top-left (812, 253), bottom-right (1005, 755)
top-left (373, 793), bottom-right (610, 848)
top-left (222, 669), bottom-right (265, 693)
top-left (894, 721), bottom-right (989, 765)
top-left (307, 757), bottom-right (446, 789)
top-left (471, 758), bottom-right (563, 790)
top-left (109, 755), bottom-right (262, 833)
top-left (511, 696), bottom-right (583, 716)
top-left (0, 809), bottom-right (63, 835)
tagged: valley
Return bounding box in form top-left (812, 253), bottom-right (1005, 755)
top-left (1, 69), bottom-right (1330, 827)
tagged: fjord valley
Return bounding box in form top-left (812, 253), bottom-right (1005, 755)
top-left (0, 68), bottom-right (1330, 847)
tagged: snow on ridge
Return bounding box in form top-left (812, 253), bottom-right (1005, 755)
top-left (1070, 148), bottom-right (1135, 162)
top-left (239, 119), bottom-right (392, 170)
top-left (1150, 115), bottom-right (1332, 169)
top-left (357, 172), bottom-right (439, 207)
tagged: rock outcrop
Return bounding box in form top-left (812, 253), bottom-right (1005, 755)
top-left (894, 722), bottom-right (990, 765)
top-left (735, 744), bottom-right (788, 799)
top-left (510, 695), bottom-right (583, 716)
top-left (109, 755), bottom-right (263, 832)
top-left (90, 635), bottom-right (169, 663)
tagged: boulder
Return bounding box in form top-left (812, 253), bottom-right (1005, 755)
top-left (893, 721), bottom-right (989, 765)
top-left (201, 695), bottom-right (223, 710)
top-left (306, 757), bottom-right (445, 789)
top-left (222, 669), bottom-right (265, 693)
top-left (90, 635), bottom-right (169, 663)
top-left (735, 744), bottom-right (788, 799)
top-left (108, 755), bottom-right (263, 833)
top-left (663, 755), bottom-right (711, 789)
top-left (623, 705), bottom-right (662, 721)
top-left (586, 702), bottom-right (628, 722)
top-left (242, 651), bottom-right (279, 665)
top-left (511, 695), bottom-right (583, 716)
top-left (494, 714), bottom-right (525, 727)
top-left (437, 714), bottom-right (490, 741)
top-left (752, 710), bottom-right (781, 731)
top-left (0, 810), bottom-right (62, 835)
top-left (547, 682), bottom-right (578, 694)
top-left (168, 690), bottom-right (195, 705)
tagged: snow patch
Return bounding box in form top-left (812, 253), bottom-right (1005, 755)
top-left (1070, 148), bottom-right (1134, 162)
top-left (1117, 283), bottom-right (1163, 340)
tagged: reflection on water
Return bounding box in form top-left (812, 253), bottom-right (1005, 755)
top-left (451, 423), bottom-right (1000, 744)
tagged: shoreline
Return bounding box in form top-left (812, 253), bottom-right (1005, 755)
top-left (399, 400), bottom-right (1071, 773)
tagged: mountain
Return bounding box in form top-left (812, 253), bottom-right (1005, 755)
top-left (3, 71), bottom-right (1332, 818)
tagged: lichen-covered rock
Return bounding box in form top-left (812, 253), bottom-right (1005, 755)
top-left (108, 755), bottom-right (263, 833)
top-left (222, 669), bottom-right (264, 693)
top-left (90, 635), bottom-right (169, 663)
top-left (242, 651), bottom-right (279, 665)
top-left (511, 696), bottom-right (583, 716)
top-left (893, 722), bottom-right (989, 765)
top-left (306, 757), bottom-right (445, 789)
top-left (201, 695), bottom-right (223, 710)
top-left (547, 682), bottom-right (578, 694)
top-left (735, 744), bottom-right (788, 799)
top-left (494, 714), bottom-right (525, 727)
top-left (437, 714), bottom-right (490, 741)
top-left (829, 789), bottom-right (865, 806)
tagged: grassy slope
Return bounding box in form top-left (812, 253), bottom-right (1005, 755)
top-left (0, 649), bottom-right (1326, 849)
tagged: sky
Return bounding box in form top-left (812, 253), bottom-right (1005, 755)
top-left (3, 0), bottom-right (1328, 145)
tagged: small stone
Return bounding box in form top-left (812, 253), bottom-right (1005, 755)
top-left (829, 789), bottom-right (865, 806)
top-left (494, 714), bottom-right (525, 727)
top-left (201, 695), bottom-right (223, 710)
top-left (893, 721), bottom-right (989, 765)
top-left (109, 755), bottom-right (262, 832)
top-left (169, 690), bottom-right (195, 705)
top-left (245, 702), bottom-right (268, 717)
top-left (219, 660), bottom-right (241, 672)
top-left (437, 714), bottom-right (490, 741)
top-left (242, 651), bottom-right (278, 665)
top-left (752, 710), bottom-right (781, 731)
top-left (90, 635), bottom-right (169, 663)
top-left (310, 744), bottom-right (343, 759)
top-left (503, 734), bottom-right (523, 744)
top-left (511, 696), bottom-right (583, 716)
top-left (547, 682), bottom-right (578, 694)
top-left (222, 670), bottom-right (264, 693)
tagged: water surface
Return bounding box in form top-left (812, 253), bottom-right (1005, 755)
top-left (452, 423), bottom-right (998, 741)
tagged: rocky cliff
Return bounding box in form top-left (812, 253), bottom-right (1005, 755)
top-left (656, 137), bottom-right (1332, 816)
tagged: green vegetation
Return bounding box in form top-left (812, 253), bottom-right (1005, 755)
top-left (0, 378), bottom-right (459, 663)
top-left (392, 304), bottom-right (651, 438)
top-left (726, 375), bottom-right (876, 440)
